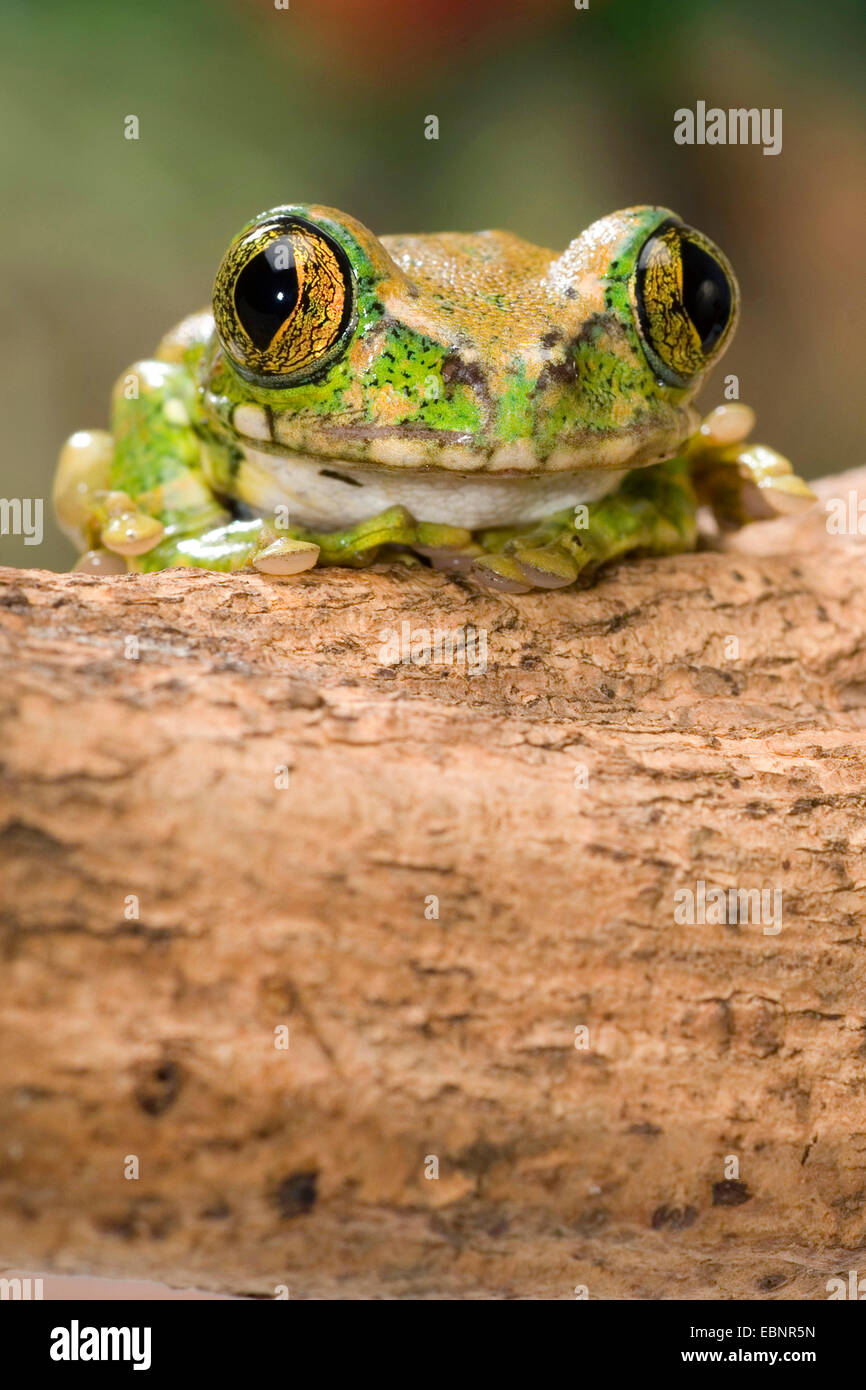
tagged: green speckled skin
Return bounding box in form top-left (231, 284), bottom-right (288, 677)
top-left (53, 203), bottom-right (812, 593)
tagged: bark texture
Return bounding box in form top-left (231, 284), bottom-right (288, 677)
top-left (1, 470), bottom-right (866, 1301)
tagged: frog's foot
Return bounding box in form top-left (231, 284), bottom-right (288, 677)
top-left (468, 544), bottom-right (580, 595)
top-left (79, 501), bottom-right (471, 582)
top-left (687, 404), bottom-right (815, 530)
top-left (54, 430), bottom-right (146, 556)
top-left (55, 428), bottom-right (168, 560)
top-left (55, 364), bottom-right (232, 570)
top-left (132, 506), bottom-right (476, 580)
top-left (468, 458), bottom-right (698, 594)
top-left (279, 507), bottom-right (477, 571)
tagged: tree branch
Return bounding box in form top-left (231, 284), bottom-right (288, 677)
top-left (1, 469), bottom-right (865, 1299)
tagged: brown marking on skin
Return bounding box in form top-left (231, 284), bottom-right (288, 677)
top-left (441, 352), bottom-right (494, 428)
top-left (319, 468), bottom-right (364, 486)
top-left (535, 353), bottom-right (578, 391)
top-left (535, 314), bottom-right (625, 394)
top-left (441, 353), bottom-right (487, 391)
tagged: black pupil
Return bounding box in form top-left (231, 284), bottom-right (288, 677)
top-left (234, 237), bottom-right (299, 350)
top-left (680, 238), bottom-right (731, 352)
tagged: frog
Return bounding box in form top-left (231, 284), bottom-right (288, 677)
top-left (54, 203), bottom-right (814, 594)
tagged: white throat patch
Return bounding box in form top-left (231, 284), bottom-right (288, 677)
top-left (236, 446), bottom-right (626, 531)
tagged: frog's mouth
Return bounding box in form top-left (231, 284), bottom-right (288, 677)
top-left (230, 401), bottom-right (697, 472)
top-left (221, 399), bottom-right (698, 530)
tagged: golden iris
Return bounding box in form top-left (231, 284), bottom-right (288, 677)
top-left (630, 222), bottom-right (739, 386)
top-left (213, 216), bottom-right (353, 384)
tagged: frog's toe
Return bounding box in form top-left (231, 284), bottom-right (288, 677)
top-left (469, 554), bottom-right (534, 594)
top-left (73, 548), bottom-right (128, 575)
top-left (694, 442), bottom-right (816, 527)
top-left (54, 428), bottom-right (115, 551)
top-left (253, 537), bottom-right (320, 576)
top-left (695, 403), bottom-right (756, 447)
top-left (751, 470), bottom-right (816, 516)
top-left (415, 546), bottom-right (482, 574)
top-left (100, 503), bottom-right (165, 556)
top-left (505, 543), bottom-right (580, 590)
top-left (412, 521), bottom-right (480, 573)
top-left (732, 463), bottom-right (816, 521)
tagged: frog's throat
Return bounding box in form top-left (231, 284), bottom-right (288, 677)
top-left (231, 445), bottom-right (629, 531)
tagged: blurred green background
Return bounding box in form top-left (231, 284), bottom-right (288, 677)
top-left (1, 0), bottom-right (863, 570)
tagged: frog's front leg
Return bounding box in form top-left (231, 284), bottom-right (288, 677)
top-left (55, 371), bottom-right (475, 579)
top-left (685, 404), bottom-right (815, 529)
top-left (55, 360), bottom-right (321, 577)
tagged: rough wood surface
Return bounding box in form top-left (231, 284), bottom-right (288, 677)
top-left (1, 469), bottom-right (865, 1301)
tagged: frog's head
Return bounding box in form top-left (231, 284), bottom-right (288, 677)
top-left (205, 203), bottom-right (739, 474)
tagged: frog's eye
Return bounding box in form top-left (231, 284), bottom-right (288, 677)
top-left (630, 222), bottom-right (738, 387)
top-left (213, 215), bottom-right (354, 385)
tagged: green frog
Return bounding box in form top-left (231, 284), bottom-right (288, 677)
top-left (54, 203), bottom-right (813, 593)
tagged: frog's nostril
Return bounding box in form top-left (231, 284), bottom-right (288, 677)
top-left (234, 240), bottom-right (300, 351)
